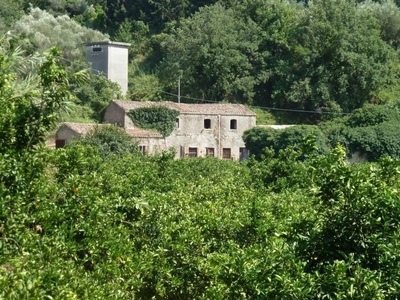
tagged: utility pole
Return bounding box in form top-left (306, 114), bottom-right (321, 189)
top-left (178, 75), bottom-right (181, 103)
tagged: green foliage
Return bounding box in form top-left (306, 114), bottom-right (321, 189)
top-left (3, 121), bottom-right (400, 298)
top-left (4, 0), bottom-right (400, 298)
top-left (12, 7), bottom-right (108, 62)
top-left (253, 0), bottom-right (396, 115)
top-left (0, 39), bottom-right (71, 153)
top-left (159, 3), bottom-right (263, 103)
top-left (247, 106), bottom-right (276, 125)
top-left (68, 125), bottom-right (139, 159)
top-left (128, 62), bottom-right (162, 102)
top-left (70, 71), bottom-right (122, 121)
top-left (348, 122), bottom-right (400, 160)
top-left (291, 148), bottom-right (400, 298)
top-left (320, 104), bottom-right (400, 160)
top-left (346, 104), bottom-right (400, 127)
top-left (318, 116), bottom-right (349, 149)
top-left (0, 0), bottom-right (24, 34)
top-left (243, 125), bottom-right (328, 159)
top-left (127, 106), bottom-right (180, 137)
top-left (360, 0), bottom-right (400, 49)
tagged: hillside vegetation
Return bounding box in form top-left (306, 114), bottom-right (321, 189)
top-left (2, 1), bottom-right (400, 298)
top-left (2, 36), bottom-right (400, 298)
top-left (2, 0), bottom-right (400, 123)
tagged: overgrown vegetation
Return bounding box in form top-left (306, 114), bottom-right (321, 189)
top-left (3, 1), bottom-right (400, 298)
top-left (127, 106), bottom-right (180, 137)
top-left (244, 104), bottom-right (400, 161)
top-left (3, 0), bottom-right (400, 123)
top-left (67, 125), bottom-right (140, 159)
top-left (2, 40), bottom-right (400, 298)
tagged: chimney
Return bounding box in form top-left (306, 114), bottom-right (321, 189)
top-left (84, 41), bottom-right (131, 95)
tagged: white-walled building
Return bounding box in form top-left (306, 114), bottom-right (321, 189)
top-left (56, 100), bottom-right (256, 160)
top-left (103, 100), bottom-right (256, 160)
top-left (84, 41), bottom-right (131, 95)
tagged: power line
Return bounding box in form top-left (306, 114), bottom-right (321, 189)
top-left (160, 90), bottom-right (351, 115)
top-left (61, 56), bottom-right (351, 116)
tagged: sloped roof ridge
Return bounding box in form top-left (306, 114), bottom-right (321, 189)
top-left (111, 100), bottom-right (255, 116)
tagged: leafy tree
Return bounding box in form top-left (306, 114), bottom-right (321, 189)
top-left (261, 0), bottom-right (396, 114)
top-left (345, 104), bottom-right (400, 127)
top-left (360, 0), bottom-right (400, 49)
top-left (318, 115), bottom-right (349, 149)
top-left (243, 125), bottom-right (328, 159)
top-left (0, 38), bottom-right (72, 153)
top-left (159, 3), bottom-right (263, 103)
top-left (347, 122), bottom-right (400, 160)
top-left (0, 0), bottom-right (24, 34)
top-left (292, 147), bottom-right (400, 298)
top-left (12, 7), bottom-right (108, 62)
top-left (128, 70), bottom-right (162, 102)
top-left (320, 105), bottom-right (400, 160)
top-left (113, 19), bottom-right (151, 57)
top-left (70, 70), bottom-right (122, 121)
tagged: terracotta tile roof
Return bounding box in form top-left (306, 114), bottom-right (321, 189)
top-left (125, 128), bottom-right (163, 138)
top-left (60, 122), bottom-right (163, 138)
top-left (112, 100), bottom-right (256, 116)
top-left (61, 122), bottom-right (101, 135)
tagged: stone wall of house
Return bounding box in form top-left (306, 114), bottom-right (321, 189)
top-left (103, 102), bottom-right (126, 127)
top-left (56, 126), bottom-right (79, 144)
top-left (165, 113), bottom-right (256, 159)
top-left (124, 114), bottom-right (135, 129)
top-left (135, 137), bottom-right (167, 155)
top-left (102, 101), bottom-right (256, 160)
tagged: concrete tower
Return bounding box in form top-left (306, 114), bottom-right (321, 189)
top-left (84, 41), bottom-right (131, 95)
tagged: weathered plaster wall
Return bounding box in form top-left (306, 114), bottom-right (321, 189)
top-left (165, 113), bottom-right (256, 159)
top-left (107, 45), bottom-right (129, 94)
top-left (104, 102), bottom-right (126, 127)
top-left (135, 137), bottom-right (166, 154)
top-left (85, 43), bottom-right (108, 78)
top-left (103, 101), bottom-right (256, 160)
top-left (56, 126), bottom-right (80, 143)
top-left (85, 42), bottom-right (130, 95)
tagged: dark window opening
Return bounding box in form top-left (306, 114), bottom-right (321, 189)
top-left (204, 119), bottom-right (211, 129)
top-left (222, 148), bottom-right (231, 159)
top-left (139, 145), bottom-right (147, 155)
top-left (92, 47), bottom-right (102, 52)
top-left (230, 119), bottom-right (237, 130)
top-left (188, 147), bottom-right (198, 157)
top-left (175, 118), bottom-right (180, 128)
top-left (55, 139), bottom-right (66, 148)
top-left (206, 147), bottom-right (215, 157)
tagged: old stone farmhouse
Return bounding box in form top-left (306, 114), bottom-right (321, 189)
top-left (56, 100), bottom-right (256, 160)
top-left (56, 41), bottom-right (256, 159)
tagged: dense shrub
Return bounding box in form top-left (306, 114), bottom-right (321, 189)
top-left (12, 7), bottom-right (108, 62)
top-left (243, 125), bottom-right (328, 159)
top-left (346, 104), bottom-right (400, 128)
top-left (319, 104), bottom-right (400, 160)
top-left (67, 125), bottom-right (139, 159)
top-left (348, 122), bottom-right (400, 160)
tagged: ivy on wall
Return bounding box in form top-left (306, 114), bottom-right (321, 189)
top-left (127, 106), bottom-right (180, 137)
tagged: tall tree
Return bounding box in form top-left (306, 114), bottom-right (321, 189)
top-left (159, 3), bottom-right (263, 103)
top-left (0, 36), bottom-right (73, 153)
top-left (12, 7), bottom-right (108, 62)
top-left (263, 0), bottom-right (396, 113)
